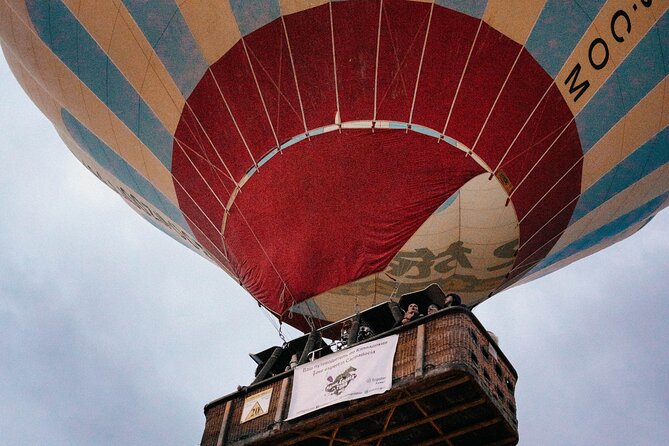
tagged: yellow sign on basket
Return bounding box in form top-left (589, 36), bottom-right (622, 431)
top-left (241, 388), bottom-right (273, 424)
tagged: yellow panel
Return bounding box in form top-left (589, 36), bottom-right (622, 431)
top-left (54, 62), bottom-right (89, 125)
top-left (483, 0), bottom-right (546, 45)
top-left (280, 0), bottom-right (328, 16)
top-left (582, 77), bottom-right (667, 190)
top-left (517, 216), bottom-right (649, 286)
top-left (179, 0), bottom-right (240, 65)
top-left (63, 0), bottom-right (118, 51)
top-left (2, 0), bottom-right (34, 29)
top-left (79, 81), bottom-right (117, 151)
top-left (140, 63), bottom-right (184, 132)
top-left (3, 5), bottom-right (179, 207)
top-left (556, 0), bottom-right (668, 115)
top-left (663, 78), bottom-right (669, 129)
top-left (93, 4), bottom-right (184, 133)
top-left (0, 3), bottom-right (41, 84)
top-left (5, 52), bottom-right (51, 120)
top-left (61, 0), bottom-right (81, 16)
top-left (551, 165), bottom-right (669, 254)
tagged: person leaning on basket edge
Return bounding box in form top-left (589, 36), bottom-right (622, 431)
top-left (444, 293), bottom-right (464, 308)
top-left (401, 303), bottom-right (422, 325)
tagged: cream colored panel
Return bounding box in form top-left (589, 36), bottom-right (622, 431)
top-left (1, 2), bottom-right (179, 205)
top-left (54, 61), bottom-right (90, 124)
top-left (280, 0), bottom-right (328, 16)
top-left (179, 0), bottom-right (240, 65)
top-left (483, 0), bottom-right (546, 45)
top-left (550, 165), bottom-right (669, 255)
top-left (140, 63), bottom-right (183, 132)
top-left (583, 77), bottom-right (667, 190)
top-left (62, 0), bottom-right (117, 50)
top-left (79, 79), bottom-right (117, 151)
top-left (2, 0), bottom-right (33, 28)
top-left (556, 0), bottom-right (668, 114)
top-left (103, 4), bottom-right (184, 133)
top-left (517, 217), bottom-right (651, 286)
top-left (0, 3), bottom-right (43, 91)
top-left (4, 50), bottom-right (60, 124)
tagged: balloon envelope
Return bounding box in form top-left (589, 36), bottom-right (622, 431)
top-left (2, 0), bottom-right (667, 330)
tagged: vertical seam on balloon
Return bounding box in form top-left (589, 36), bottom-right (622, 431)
top-left (107, 2), bottom-right (156, 201)
top-left (174, 134), bottom-right (234, 189)
top-left (518, 156), bottom-right (583, 227)
top-left (104, 3), bottom-right (125, 160)
top-left (243, 36), bottom-right (304, 127)
top-left (230, 200), bottom-right (297, 308)
top-left (491, 85), bottom-right (553, 175)
top-left (173, 137), bottom-right (234, 260)
top-left (116, 4), bottom-right (184, 130)
top-left (281, 15), bottom-right (309, 136)
top-left (241, 36), bottom-right (281, 154)
top-left (508, 117), bottom-right (574, 198)
top-left (441, 17), bottom-right (483, 136)
top-left (470, 48), bottom-right (524, 155)
top-left (518, 194), bottom-right (580, 252)
top-left (182, 100), bottom-right (239, 187)
top-left (329, 1), bottom-right (341, 123)
top-left (483, 0), bottom-right (556, 168)
top-left (373, 0), bottom-right (384, 123)
top-left (526, 122), bottom-right (667, 254)
top-left (408, 0), bottom-right (434, 129)
top-left (375, 7), bottom-right (427, 114)
top-left (208, 67), bottom-right (258, 170)
top-left (170, 174), bottom-right (233, 265)
top-left (173, 133), bottom-right (235, 203)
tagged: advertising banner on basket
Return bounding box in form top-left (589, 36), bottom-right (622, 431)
top-left (286, 334), bottom-right (399, 420)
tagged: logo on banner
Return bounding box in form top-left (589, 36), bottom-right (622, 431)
top-left (286, 334), bottom-right (399, 420)
top-left (325, 366), bottom-right (358, 395)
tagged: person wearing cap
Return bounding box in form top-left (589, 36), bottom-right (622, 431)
top-left (444, 293), bottom-right (463, 308)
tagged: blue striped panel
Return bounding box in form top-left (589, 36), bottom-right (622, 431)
top-left (121, 0), bottom-right (208, 97)
top-left (62, 109), bottom-right (191, 234)
top-left (436, 0), bottom-right (487, 19)
top-left (576, 10), bottom-right (668, 153)
top-left (525, 0), bottom-right (605, 78)
top-left (229, 0), bottom-right (281, 37)
top-left (436, 191), bottom-right (459, 214)
top-left (26, 0), bottom-right (174, 169)
top-left (571, 127), bottom-right (669, 222)
top-left (533, 191), bottom-right (668, 272)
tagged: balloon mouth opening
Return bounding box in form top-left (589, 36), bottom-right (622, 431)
top-left (287, 171), bottom-right (520, 325)
top-left (220, 119), bottom-right (496, 237)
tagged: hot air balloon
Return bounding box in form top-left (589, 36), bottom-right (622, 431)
top-left (1, 0), bottom-right (666, 330)
top-left (1, 0), bottom-right (667, 443)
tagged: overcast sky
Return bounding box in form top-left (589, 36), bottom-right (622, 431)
top-left (1, 52), bottom-right (668, 446)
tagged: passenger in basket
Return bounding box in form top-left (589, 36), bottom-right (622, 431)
top-left (401, 303), bottom-right (422, 325)
top-left (443, 293), bottom-right (463, 308)
top-left (427, 304), bottom-right (440, 315)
